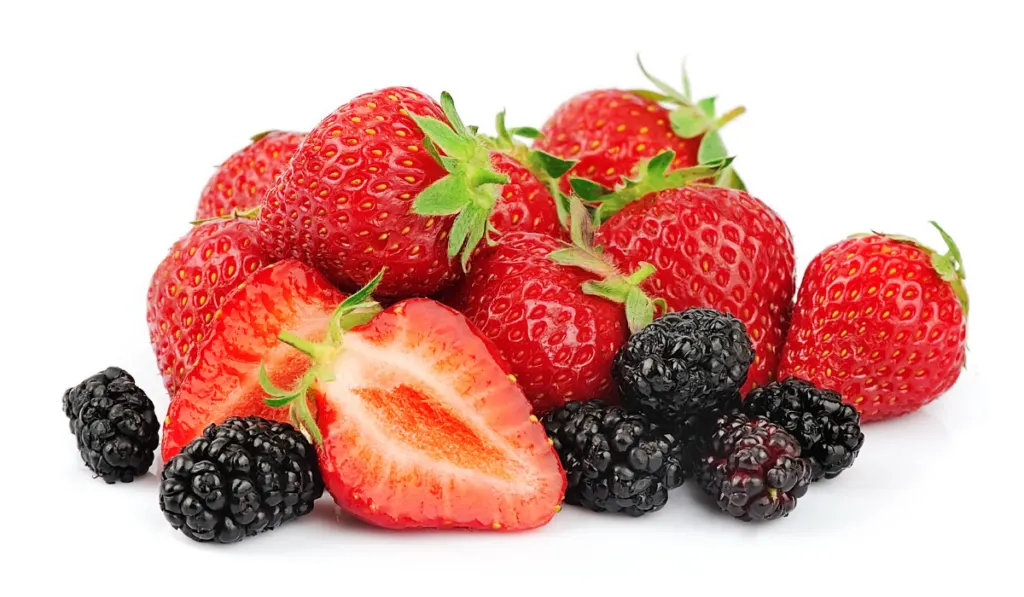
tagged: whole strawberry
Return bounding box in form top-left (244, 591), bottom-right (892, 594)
top-left (259, 273), bottom-right (567, 531)
top-left (778, 223), bottom-right (968, 422)
top-left (195, 130), bottom-right (304, 220)
top-left (256, 88), bottom-right (555, 299)
top-left (534, 57), bottom-right (746, 193)
top-left (583, 151), bottom-right (795, 393)
top-left (146, 214), bottom-right (270, 396)
top-left (443, 199), bottom-right (662, 415)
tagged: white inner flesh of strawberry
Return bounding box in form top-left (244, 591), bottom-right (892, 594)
top-left (322, 333), bottom-right (541, 492)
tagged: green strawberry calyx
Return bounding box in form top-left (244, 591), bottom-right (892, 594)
top-left (256, 268), bottom-right (387, 444)
top-left (857, 221), bottom-right (969, 317)
top-left (189, 206), bottom-right (261, 226)
top-left (482, 110), bottom-right (578, 230)
top-left (630, 55), bottom-right (746, 191)
top-left (574, 149), bottom-right (733, 225)
top-left (407, 92), bottom-right (515, 272)
top-left (548, 196), bottom-right (666, 333)
top-left (249, 130), bottom-right (278, 143)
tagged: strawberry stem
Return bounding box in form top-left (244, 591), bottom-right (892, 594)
top-left (278, 331), bottom-right (333, 363)
top-left (189, 206), bottom-right (261, 226)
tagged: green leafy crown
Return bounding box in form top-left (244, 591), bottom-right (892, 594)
top-left (571, 149), bottom-right (734, 225)
top-left (548, 196), bottom-right (666, 333)
top-left (257, 268), bottom-right (387, 444)
top-left (630, 55), bottom-right (746, 191)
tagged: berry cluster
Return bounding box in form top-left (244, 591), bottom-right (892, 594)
top-left (546, 308), bottom-right (866, 521)
top-left (61, 55), bottom-right (967, 542)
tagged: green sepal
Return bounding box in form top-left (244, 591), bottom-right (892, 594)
top-left (509, 126), bottom-right (542, 139)
top-left (448, 204), bottom-right (489, 270)
top-left (625, 287), bottom-right (656, 334)
top-left (250, 130), bottom-right (276, 143)
top-left (439, 91), bottom-right (469, 137)
top-left (569, 177), bottom-right (609, 202)
top-left (628, 89), bottom-right (674, 103)
top-left (589, 151), bottom-right (734, 225)
top-left (634, 55), bottom-right (747, 188)
top-left (409, 92), bottom-right (511, 271)
top-left (715, 164), bottom-right (747, 191)
top-left (548, 196), bottom-right (664, 334)
top-left (697, 97), bottom-right (717, 118)
top-left (698, 129), bottom-right (728, 164)
top-left (669, 104), bottom-right (710, 138)
top-left (409, 114), bottom-right (472, 160)
top-left (329, 268), bottom-right (386, 341)
top-left (412, 175), bottom-right (474, 215)
top-left (190, 206), bottom-right (261, 226)
top-left (528, 150), bottom-right (577, 180)
top-left (635, 55), bottom-right (689, 104)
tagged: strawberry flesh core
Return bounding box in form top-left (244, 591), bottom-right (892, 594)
top-left (314, 298), bottom-right (566, 530)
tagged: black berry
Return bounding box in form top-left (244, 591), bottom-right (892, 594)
top-left (612, 308), bottom-right (754, 426)
top-left (542, 400), bottom-right (684, 517)
top-left (695, 412), bottom-right (812, 521)
top-left (159, 416), bottom-right (323, 543)
top-left (62, 367), bottom-right (159, 483)
top-left (742, 377), bottom-right (864, 480)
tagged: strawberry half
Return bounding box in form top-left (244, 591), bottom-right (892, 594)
top-left (261, 271), bottom-right (566, 531)
top-left (160, 259), bottom-right (346, 462)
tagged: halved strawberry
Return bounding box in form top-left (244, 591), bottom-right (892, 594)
top-left (262, 274), bottom-right (567, 531)
top-left (160, 259), bottom-right (346, 462)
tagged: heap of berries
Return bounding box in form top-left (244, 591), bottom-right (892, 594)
top-left (61, 56), bottom-right (969, 542)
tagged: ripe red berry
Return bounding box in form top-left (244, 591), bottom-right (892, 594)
top-left (778, 223), bottom-right (968, 422)
top-left (146, 215), bottom-right (271, 396)
top-left (195, 131), bottom-right (304, 221)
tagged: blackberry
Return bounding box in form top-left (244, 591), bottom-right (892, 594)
top-left (743, 377), bottom-right (864, 480)
top-left (695, 412), bottom-right (812, 521)
top-left (62, 367), bottom-right (159, 483)
top-left (676, 392), bottom-right (742, 478)
top-left (613, 308), bottom-right (754, 426)
top-left (159, 416), bottom-right (324, 543)
top-left (542, 400), bottom-right (684, 517)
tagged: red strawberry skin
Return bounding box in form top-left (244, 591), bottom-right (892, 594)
top-left (312, 298), bottom-right (566, 530)
top-left (195, 131), bottom-right (305, 220)
top-left (595, 186), bottom-right (795, 392)
top-left (779, 235), bottom-right (967, 422)
top-left (146, 218), bottom-right (271, 396)
top-left (535, 90), bottom-right (701, 192)
top-left (161, 260), bottom-right (346, 461)
top-left (256, 87), bottom-right (461, 299)
top-left (442, 232), bottom-right (628, 415)
top-left (489, 152), bottom-right (565, 239)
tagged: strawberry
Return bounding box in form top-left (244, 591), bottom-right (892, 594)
top-left (256, 87), bottom-right (545, 299)
top-left (195, 130), bottom-right (304, 221)
top-left (260, 271), bottom-right (567, 530)
top-left (580, 151), bottom-right (796, 393)
top-left (534, 57), bottom-right (746, 193)
top-left (442, 198), bottom-right (661, 415)
top-left (160, 259), bottom-right (346, 461)
top-left (778, 223), bottom-right (968, 422)
top-left (146, 214), bottom-right (271, 396)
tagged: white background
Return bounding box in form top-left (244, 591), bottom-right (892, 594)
top-left (1, 1), bottom-right (1019, 594)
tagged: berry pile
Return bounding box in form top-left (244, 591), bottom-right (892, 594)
top-left (61, 56), bottom-right (969, 540)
